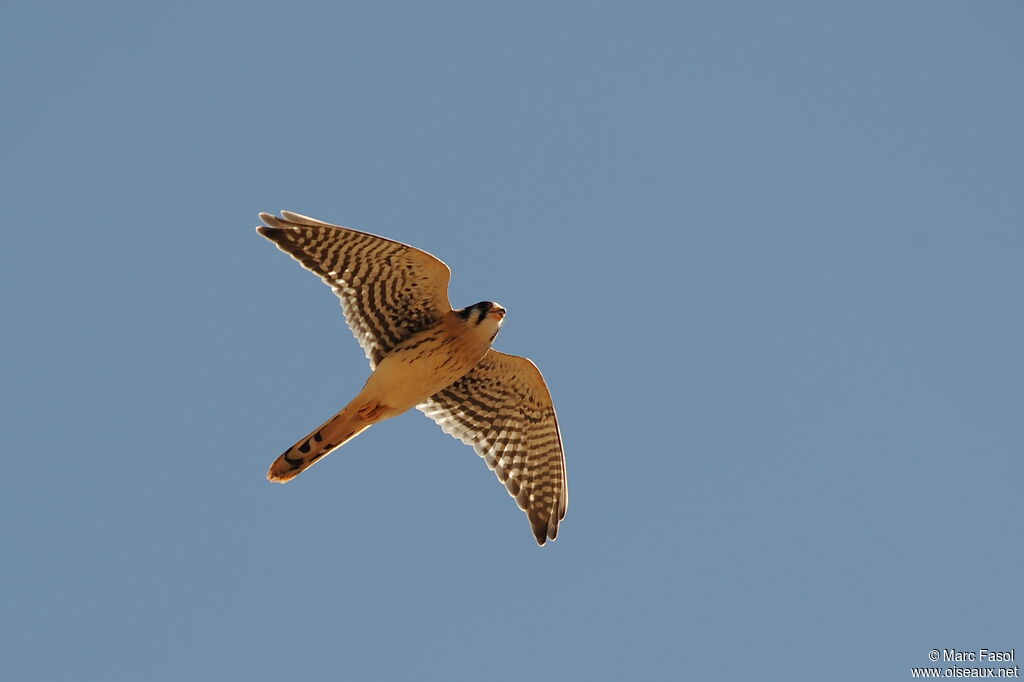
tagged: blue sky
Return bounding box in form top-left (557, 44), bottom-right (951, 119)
top-left (2, 2), bottom-right (1021, 680)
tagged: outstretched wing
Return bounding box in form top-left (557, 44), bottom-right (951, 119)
top-left (418, 350), bottom-right (568, 545)
top-left (257, 211), bottom-right (452, 367)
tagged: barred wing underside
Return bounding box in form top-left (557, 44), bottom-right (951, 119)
top-left (257, 211), bottom-right (452, 367)
top-left (418, 350), bottom-right (568, 545)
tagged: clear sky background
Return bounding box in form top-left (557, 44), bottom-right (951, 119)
top-left (2, 3), bottom-right (1021, 681)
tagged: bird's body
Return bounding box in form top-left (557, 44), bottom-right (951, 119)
top-left (257, 212), bottom-right (567, 544)
top-left (366, 308), bottom-right (502, 411)
top-left (267, 305), bottom-right (503, 482)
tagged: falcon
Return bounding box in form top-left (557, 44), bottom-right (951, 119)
top-left (256, 211), bottom-right (568, 545)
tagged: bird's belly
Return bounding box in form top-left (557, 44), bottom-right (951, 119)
top-left (362, 336), bottom-right (488, 411)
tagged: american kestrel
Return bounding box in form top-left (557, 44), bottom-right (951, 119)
top-left (256, 211), bottom-right (568, 545)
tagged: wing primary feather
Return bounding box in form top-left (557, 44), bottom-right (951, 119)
top-left (417, 349), bottom-right (567, 545)
top-left (256, 211), bottom-right (453, 367)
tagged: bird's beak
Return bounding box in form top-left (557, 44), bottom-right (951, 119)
top-left (489, 307), bottom-right (506, 320)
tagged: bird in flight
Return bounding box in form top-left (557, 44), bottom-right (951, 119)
top-left (256, 211), bottom-right (567, 545)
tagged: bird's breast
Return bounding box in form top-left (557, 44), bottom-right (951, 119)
top-left (362, 321), bottom-right (491, 411)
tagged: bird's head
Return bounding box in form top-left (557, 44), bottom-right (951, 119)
top-left (458, 301), bottom-right (506, 340)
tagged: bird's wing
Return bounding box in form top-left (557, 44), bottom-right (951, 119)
top-left (257, 211), bottom-right (452, 367)
top-left (417, 349), bottom-right (568, 545)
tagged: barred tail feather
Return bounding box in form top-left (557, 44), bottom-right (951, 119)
top-left (267, 405), bottom-right (372, 483)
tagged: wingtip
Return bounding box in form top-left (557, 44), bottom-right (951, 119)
top-left (256, 225), bottom-right (283, 242)
top-left (531, 509), bottom-right (562, 546)
top-left (533, 525), bottom-right (551, 546)
top-left (258, 211), bottom-right (327, 231)
top-left (280, 210), bottom-right (316, 224)
top-left (258, 212), bottom-right (289, 230)
top-left (257, 211), bottom-right (292, 238)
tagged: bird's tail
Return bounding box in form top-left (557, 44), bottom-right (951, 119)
top-left (267, 401), bottom-right (385, 483)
